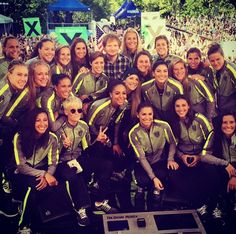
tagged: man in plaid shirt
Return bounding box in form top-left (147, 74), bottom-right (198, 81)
top-left (103, 34), bottom-right (130, 80)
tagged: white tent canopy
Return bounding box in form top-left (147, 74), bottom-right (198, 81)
top-left (0, 14), bottom-right (13, 24)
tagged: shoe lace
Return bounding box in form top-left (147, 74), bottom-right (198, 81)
top-left (99, 200), bottom-right (111, 212)
top-left (212, 207), bottom-right (222, 218)
top-left (197, 204), bottom-right (207, 215)
top-left (78, 208), bottom-right (87, 220)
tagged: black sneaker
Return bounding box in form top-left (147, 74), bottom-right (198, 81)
top-left (212, 207), bottom-right (226, 226)
top-left (94, 200), bottom-right (118, 214)
top-left (197, 204), bottom-right (209, 221)
top-left (17, 226), bottom-right (32, 234)
top-left (76, 208), bottom-right (90, 227)
top-left (0, 199), bottom-right (19, 218)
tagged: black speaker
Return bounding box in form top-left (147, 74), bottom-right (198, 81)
top-left (37, 185), bottom-right (73, 223)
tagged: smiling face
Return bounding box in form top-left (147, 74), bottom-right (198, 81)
top-left (64, 102), bottom-right (83, 126)
top-left (125, 32), bottom-right (138, 53)
top-left (124, 74), bottom-right (139, 92)
top-left (55, 78), bottom-right (72, 99)
top-left (136, 55), bottom-right (151, 75)
top-left (4, 38), bottom-right (21, 60)
top-left (155, 39), bottom-right (168, 58)
top-left (221, 115), bottom-right (236, 138)
top-left (110, 84), bottom-right (127, 107)
top-left (138, 107), bottom-right (153, 129)
top-left (175, 98), bottom-right (190, 119)
top-left (91, 56), bottom-right (104, 76)
top-left (75, 42), bottom-right (87, 60)
top-left (104, 39), bottom-right (120, 58)
top-left (8, 65), bottom-right (28, 90)
top-left (38, 41), bottom-right (55, 63)
top-left (208, 52), bottom-right (225, 71)
top-left (153, 64), bottom-right (168, 85)
top-left (173, 62), bottom-right (186, 82)
top-left (58, 47), bottom-right (71, 66)
top-left (187, 52), bottom-right (201, 70)
top-left (34, 64), bottom-right (50, 87)
top-left (35, 112), bottom-right (49, 135)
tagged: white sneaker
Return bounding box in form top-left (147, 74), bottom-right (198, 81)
top-left (95, 200), bottom-right (118, 214)
top-left (17, 226), bottom-right (32, 234)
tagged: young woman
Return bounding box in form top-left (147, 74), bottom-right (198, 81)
top-left (27, 38), bottom-right (55, 67)
top-left (169, 95), bottom-right (234, 222)
top-left (129, 102), bottom-right (178, 211)
top-left (186, 47), bottom-right (214, 91)
top-left (39, 73), bottom-right (72, 132)
top-left (13, 108), bottom-right (59, 234)
top-left (213, 112), bottom-right (236, 213)
top-left (56, 96), bottom-right (117, 221)
top-left (28, 60), bottom-right (51, 109)
top-left (142, 60), bottom-right (183, 121)
top-left (51, 45), bottom-right (72, 78)
top-left (133, 50), bottom-right (153, 83)
top-left (169, 58), bottom-right (215, 121)
top-left (72, 51), bottom-right (109, 114)
top-left (121, 27), bottom-right (143, 65)
top-left (70, 37), bottom-right (90, 81)
top-left (153, 35), bottom-right (179, 66)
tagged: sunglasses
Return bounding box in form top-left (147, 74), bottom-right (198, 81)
top-left (70, 108), bottom-right (83, 114)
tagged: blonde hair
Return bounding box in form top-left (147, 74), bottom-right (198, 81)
top-left (63, 96), bottom-right (82, 110)
top-left (121, 28), bottom-right (142, 57)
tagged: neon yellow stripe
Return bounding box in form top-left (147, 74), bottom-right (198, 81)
top-left (197, 80), bottom-right (214, 102)
top-left (128, 124), bottom-right (141, 158)
top-left (65, 181), bottom-right (74, 207)
top-left (49, 132), bottom-right (59, 162)
top-left (5, 87), bottom-right (29, 117)
top-left (197, 113), bottom-right (212, 132)
top-left (47, 92), bottom-right (56, 122)
top-left (56, 65), bottom-right (60, 74)
top-left (164, 129), bottom-right (169, 143)
top-left (0, 83), bottom-right (9, 96)
top-left (19, 187), bottom-right (31, 226)
top-left (202, 131), bottom-right (213, 156)
top-left (13, 133), bottom-right (20, 165)
top-left (72, 72), bottom-right (82, 87)
top-left (168, 78), bottom-right (184, 94)
top-left (227, 64), bottom-right (236, 80)
top-left (82, 135), bottom-right (88, 150)
top-left (74, 79), bottom-right (83, 94)
top-left (141, 78), bottom-right (154, 87)
top-left (48, 146), bottom-right (52, 165)
top-left (88, 100), bottom-right (111, 126)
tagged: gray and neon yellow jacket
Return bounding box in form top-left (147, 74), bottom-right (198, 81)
top-left (220, 133), bottom-right (236, 164)
top-left (51, 64), bottom-right (72, 78)
top-left (87, 97), bottom-right (127, 142)
top-left (0, 57), bottom-right (10, 80)
top-left (129, 120), bottom-right (176, 180)
top-left (56, 120), bottom-right (90, 162)
top-left (182, 78), bottom-right (215, 121)
top-left (72, 71), bottom-right (108, 101)
top-left (213, 61), bottom-right (236, 112)
top-left (13, 132), bottom-right (59, 177)
top-left (176, 113), bottom-right (213, 157)
top-left (38, 87), bottom-right (67, 132)
top-left (153, 54), bottom-right (180, 66)
top-left (0, 76), bottom-right (29, 125)
top-left (142, 78), bottom-right (183, 119)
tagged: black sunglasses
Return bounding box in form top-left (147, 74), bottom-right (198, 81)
top-left (70, 108), bottom-right (83, 114)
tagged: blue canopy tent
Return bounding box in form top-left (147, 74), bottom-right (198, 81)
top-left (113, 0), bottom-right (141, 19)
top-left (47, 0), bottom-right (91, 31)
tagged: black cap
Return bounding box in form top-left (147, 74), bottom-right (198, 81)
top-left (121, 67), bottom-right (139, 80)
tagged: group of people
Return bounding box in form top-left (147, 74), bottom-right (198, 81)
top-left (0, 27), bottom-right (236, 234)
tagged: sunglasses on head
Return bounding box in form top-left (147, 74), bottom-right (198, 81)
top-left (70, 108), bottom-right (83, 114)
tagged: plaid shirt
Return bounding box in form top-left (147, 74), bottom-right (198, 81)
top-left (104, 54), bottom-right (130, 80)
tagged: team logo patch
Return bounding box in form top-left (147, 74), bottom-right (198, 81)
top-left (154, 131), bottom-right (160, 138)
top-left (192, 125), bottom-right (197, 131)
top-left (78, 130), bottom-right (83, 137)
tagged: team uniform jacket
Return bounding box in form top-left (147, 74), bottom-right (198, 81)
top-left (183, 78), bottom-right (215, 120)
top-left (0, 76), bottom-right (29, 124)
top-left (152, 54), bottom-right (180, 66)
top-left (87, 97), bottom-right (127, 141)
top-left (0, 57), bottom-right (10, 80)
top-left (51, 64), bottom-right (72, 79)
top-left (13, 132), bottom-right (59, 177)
top-left (72, 71), bottom-right (108, 101)
top-left (129, 120), bottom-right (176, 180)
top-left (142, 78), bottom-right (183, 119)
top-left (176, 113), bottom-right (213, 157)
top-left (38, 87), bottom-right (67, 132)
top-left (213, 61), bottom-right (236, 112)
top-left (56, 120), bottom-right (90, 162)
top-left (220, 133), bottom-right (236, 164)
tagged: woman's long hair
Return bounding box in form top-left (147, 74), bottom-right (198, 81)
top-left (30, 38), bottom-right (54, 59)
top-left (212, 112), bottom-right (236, 158)
top-left (169, 94), bottom-right (196, 140)
top-left (19, 108), bottom-right (50, 159)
